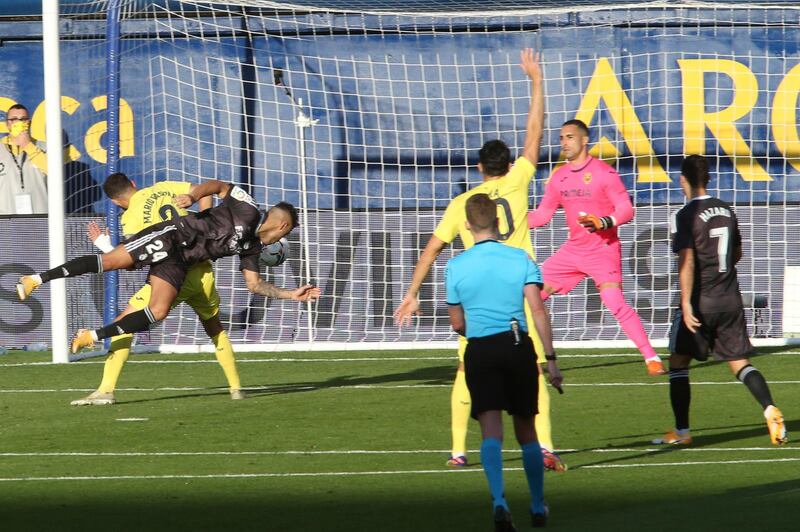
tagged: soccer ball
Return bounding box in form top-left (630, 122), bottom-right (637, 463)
top-left (260, 237), bottom-right (289, 267)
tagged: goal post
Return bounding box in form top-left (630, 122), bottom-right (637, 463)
top-left (49, 0), bottom-right (800, 353)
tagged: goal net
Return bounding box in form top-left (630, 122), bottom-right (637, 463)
top-left (54, 0), bottom-right (800, 352)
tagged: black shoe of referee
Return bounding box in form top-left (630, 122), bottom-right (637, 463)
top-left (531, 503), bottom-right (549, 528)
top-left (493, 506), bottom-right (516, 532)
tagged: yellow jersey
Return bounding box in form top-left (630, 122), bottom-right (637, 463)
top-left (433, 156), bottom-right (535, 257)
top-left (121, 181), bottom-right (191, 236)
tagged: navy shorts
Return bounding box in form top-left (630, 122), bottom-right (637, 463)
top-left (123, 220), bottom-right (188, 291)
top-left (669, 308), bottom-right (754, 361)
top-left (464, 331), bottom-right (539, 419)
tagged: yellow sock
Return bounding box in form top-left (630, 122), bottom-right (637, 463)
top-left (451, 369), bottom-right (471, 456)
top-left (535, 372), bottom-right (554, 450)
top-left (97, 334), bottom-right (133, 393)
top-left (212, 331), bottom-right (241, 390)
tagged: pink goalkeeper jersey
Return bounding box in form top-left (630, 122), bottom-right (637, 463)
top-left (528, 156), bottom-right (634, 249)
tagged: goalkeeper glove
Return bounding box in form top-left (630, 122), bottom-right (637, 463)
top-left (577, 212), bottom-right (614, 233)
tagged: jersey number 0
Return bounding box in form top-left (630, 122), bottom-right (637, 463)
top-left (494, 198), bottom-right (514, 241)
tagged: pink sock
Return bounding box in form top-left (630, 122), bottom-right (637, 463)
top-left (599, 287), bottom-right (659, 361)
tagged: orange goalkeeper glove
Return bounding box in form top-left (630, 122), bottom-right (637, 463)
top-left (577, 212), bottom-right (614, 233)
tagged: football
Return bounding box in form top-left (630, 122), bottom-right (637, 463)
top-left (260, 237), bottom-right (289, 267)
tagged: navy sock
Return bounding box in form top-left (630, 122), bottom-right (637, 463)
top-left (521, 441), bottom-right (545, 514)
top-left (95, 308), bottom-right (158, 340)
top-left (40, 255), bottom-right (102, 283)
top-left (669, 368), bottom-right (691, 430)
top-left (480, 438), bottom-right (507, 511)
top-left (737, 365), bottom-right (774, 410)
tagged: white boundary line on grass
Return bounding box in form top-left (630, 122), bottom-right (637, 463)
top-left (1, 457), bottom-right (799, 482)
top-left (2, 350), bottom-right (799, 368)
top-left (2, 380), bottom-right (800, 394)
top-left (0, 446), bottom-right (796, 458)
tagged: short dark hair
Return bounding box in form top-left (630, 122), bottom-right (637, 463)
top-left (272, 201), bottom-right (299, 229)
top-left (465, 193), bottom-right (498, 232)
top-left (6, 103), bottom-right (29, 117)
top-left (562, 119), bottom-right (589, 137)
top-left (103, 172), bottom-right (135, 199)
top-left (681, 154), bottom-right (710, 188)
top-left (478, 140), bottom-right (511, 178)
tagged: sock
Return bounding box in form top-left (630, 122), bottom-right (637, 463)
top-left (212, 331), bottom-right (241, 390)
top-left (669, 368), bottom-right (691, 431)
top-left (521, 441), bottom-right (546, 514)
top-left (600, 287), bottom-right (659, 361)
top-left (451, 369), bottom-right (471, 457)
top-left (480, 437), bottom-right (507, 510)
top-left (736, 365), bottom-right (775, 410)
top-left (39, 255), bottom-right (103, 283)
top-left (535, 372), bottom-right (554, 451)
top-left (94, 307), bottom-right (158, 340)
top-left (97, 334), bottom-right (133, 393)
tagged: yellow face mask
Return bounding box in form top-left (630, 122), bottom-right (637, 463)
top-left (9, 120), bottom-right (30, 137)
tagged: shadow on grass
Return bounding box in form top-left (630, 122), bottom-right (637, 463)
top-left (115, 364), bottom-right (457, 405)
top-left (568, 418), bottom-right (798, 469)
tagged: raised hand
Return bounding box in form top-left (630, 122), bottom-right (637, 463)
top-left (519, 48), bottom-right (542, 83)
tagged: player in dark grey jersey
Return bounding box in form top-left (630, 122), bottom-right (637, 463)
top-left (653, 155), bottom-right (787, 446)
top-left (17, 180), bottom-right (320, 352)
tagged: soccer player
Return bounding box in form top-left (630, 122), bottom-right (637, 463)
top-left (70, 173), bottom-right (246, 406)
top-left (527, 119), bottom-right (665, 376)
top-left (446, 193), bottom-right (562, 530)
top-left (653, 154), bottom-right (787, 446)
top-left (17, 180), bottom-right (320, 350)
top-left (394, 49), bottom-right (566, 472)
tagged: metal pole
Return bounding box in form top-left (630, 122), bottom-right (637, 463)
top-left (295, 98), bottom-right (317, 344)
top-left (103, 0), bottom-right (122, 346)
top-left (42, 0), bottom-right (68, 363)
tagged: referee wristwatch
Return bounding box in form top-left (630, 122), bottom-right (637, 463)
top-left (545, 352), bottom-right (557, 361)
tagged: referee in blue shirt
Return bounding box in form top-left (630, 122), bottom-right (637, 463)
top-left (446, 193), bottom-right (563, 531)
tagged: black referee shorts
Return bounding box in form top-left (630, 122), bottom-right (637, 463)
top-left (464, 331), bottom-right (539, 419)
top-left (669, 308), bottom-right (754, 361)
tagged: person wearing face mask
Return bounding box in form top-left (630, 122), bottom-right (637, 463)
top-left (0, 103), bottom-right (48, 215)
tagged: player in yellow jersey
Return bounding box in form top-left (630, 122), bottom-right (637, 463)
top-left (70, 172), bottom-right (245, 406)
top-left (394, 49), bottom-right (566, 472)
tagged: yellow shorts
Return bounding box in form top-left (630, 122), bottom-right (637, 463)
top-left (128, 260), bottom-right (220, 321)
top-left (457, 301), bottom-right (544, 363)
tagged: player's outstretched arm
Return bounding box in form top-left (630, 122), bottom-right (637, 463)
top-left (393, 235), bottom-right (448, 326)
top-left (678, 248), bottom-right (701, 333)
top-left (176, 180), bottom-right (232, 208)
top-left (524, 283), bottom-right (563, 390)
top-left (242, 268), bottom-right (320, 301)
top-left (519, 48), bottom-right (544, 165)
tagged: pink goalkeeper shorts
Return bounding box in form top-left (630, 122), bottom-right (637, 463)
top-left (542, 240), bottom-right (623, 294)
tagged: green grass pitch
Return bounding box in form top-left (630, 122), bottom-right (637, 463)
top-left (0, 347), bottom-right (797, 531)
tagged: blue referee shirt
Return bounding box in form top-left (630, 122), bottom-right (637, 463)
top-left (445, 240), bottom-right (543, 339)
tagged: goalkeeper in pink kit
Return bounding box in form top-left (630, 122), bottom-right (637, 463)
top-left (528, 119), bottom-right (665, 375)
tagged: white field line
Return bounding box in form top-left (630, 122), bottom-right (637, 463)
top-left (0, 447), bottom-right (796, 458)
top-left (2, 380), bottom-right (800, 394)
top-left (1, 458), bottom-right (799, 482)
top-left (580, 458), bottom-right (800, 469)
top-left (2, 350), bottom-right (799, 368)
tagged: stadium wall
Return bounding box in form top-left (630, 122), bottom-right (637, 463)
top-left (1, 7), bottom-right (799, 347)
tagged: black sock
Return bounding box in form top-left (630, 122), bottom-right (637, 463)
top-left (669, 368), bottom-right (691, 430)
top-left (736, 365), bottom-right (774, 410)
top-left (95, 308), bottom-right (158, 340)
top-left (40, 255), bottom-right (103, 283)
